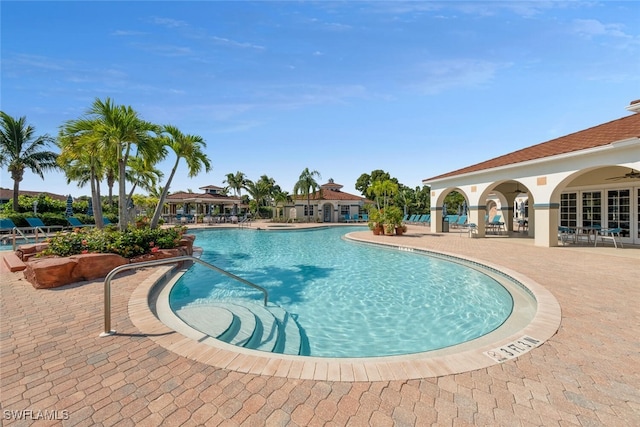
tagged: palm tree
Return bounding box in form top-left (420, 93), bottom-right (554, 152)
top-left (243, 175), bottom-right (275, 218)
top-left (223, 171), bottom-right (246, 197)
top-left (273, 189), bottom-right (291, 220)
top-left (0, 112), bottom-right (59, 211)
top-left (58, 123), bottom-right (107, 224)
top-left (60, 98), bottom-right (162, 230)
top-left (293, 168), bottom-right (321, 222)
top-left (150, 125), bottom-right (211, 229)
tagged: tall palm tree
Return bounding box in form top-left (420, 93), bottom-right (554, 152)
top-left (58, 123), bottom-right (106, 224)
top-left (60, 98), bottom-right (162, 230)
top-left (150, 125), bottom-right (211, 229)
top-left (223, 171), bottom-right (246, 197)
top-left (243, 175), bottom-right (275, 218)
top-left (293, 168), bottom-right (321, 222)
top-left (0, 112), bottom-right (59, 211)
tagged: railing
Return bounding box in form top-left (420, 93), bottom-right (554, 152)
top-left (100, 255), bottom-right (269, 337)
top-left (1, 227), bottom-right (47, 249)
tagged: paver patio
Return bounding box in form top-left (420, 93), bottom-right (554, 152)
top-left (1, 223), bottom-right (638, 426)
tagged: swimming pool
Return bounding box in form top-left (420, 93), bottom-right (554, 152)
top-left (169, 226), bottom-right (520, 358)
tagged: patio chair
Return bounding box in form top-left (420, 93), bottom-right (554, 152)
top-left (1, 218), bottom-right (39, 243)
top-left (558, 226), bottom-right (576, 245)
top-left (67, 217), bottom-right (95, 228)
top-left (26, 217), bottom-right (65, 234)
top-left (595, 227), bottom-right (624, 248)
top-left (486, 215), bottom-right (504, 234)
top-left (452, 215), bottom-right (467, 229)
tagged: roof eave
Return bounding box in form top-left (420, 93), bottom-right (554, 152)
top-left (422, 137), bottom-right (639, 185)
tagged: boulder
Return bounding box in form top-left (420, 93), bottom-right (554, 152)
top-left (24, 253), bottom-right (129, 289)
top-left (72, 253), bottom-right (129, 282)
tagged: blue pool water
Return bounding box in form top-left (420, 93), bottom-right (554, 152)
top-left (169, 226), bottom-right (514, 358)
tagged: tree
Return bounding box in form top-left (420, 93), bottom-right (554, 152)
top-left (355, 169), bottom-right (396, 198)
top-left (243, 175), bottom-right (275, 218)
top-left (150, 125), bottom-right (211, 229)
top-left (223, 171), bottom-right (246, 197)
top-left (0, 112), bottom-right (59, 211)
top-left (367, 179), bottom-right (398, 211)
top-left (58, 121), bottom-right (107, 225)
top-left (60, 98), bottom-right (162, 230)
top-left (293, 168), bottom-right (321, 222)
top-left (272, 189), bottom-right (291, 220)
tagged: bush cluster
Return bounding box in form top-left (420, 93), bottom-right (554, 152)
top-left (42, 226), bottom-right (187, 258)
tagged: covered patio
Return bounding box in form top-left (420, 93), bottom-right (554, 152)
top-left (424, 101), bottom-right (640, 247)
top-left (162, 186), bottom-right (246, 224)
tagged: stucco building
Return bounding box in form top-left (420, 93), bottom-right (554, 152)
top-left (423, 101), bottom-right (640, 247)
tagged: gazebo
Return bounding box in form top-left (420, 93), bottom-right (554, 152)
top-left (162, 185), bottom-right (246, 223)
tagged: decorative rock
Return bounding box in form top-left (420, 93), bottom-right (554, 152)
top-left (72, 253), bottom-right (129, 282)
top-left (24, 253), bottom-right (129, 289)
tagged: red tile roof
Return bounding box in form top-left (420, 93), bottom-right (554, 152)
top-left (294, 188), bottom-right (369, 202)
top-left (0, 187), bottom-right (68, 201)
top-left (424, 112), bottom-right (640, 181)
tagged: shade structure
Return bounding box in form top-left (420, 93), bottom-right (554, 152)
top-left (65, 195), bottom-right (74, 217)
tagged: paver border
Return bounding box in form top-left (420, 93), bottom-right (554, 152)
top-left (127, 230), bottom-right (561, 381)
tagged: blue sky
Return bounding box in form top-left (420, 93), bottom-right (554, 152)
top-left (2, 1), bottom-right (639, 198)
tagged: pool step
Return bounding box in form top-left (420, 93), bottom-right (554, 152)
top-left (174, 300), bottom-right (308, 355)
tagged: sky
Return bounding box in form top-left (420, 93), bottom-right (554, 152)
top-left (1, 1), bottom-right (639, 198)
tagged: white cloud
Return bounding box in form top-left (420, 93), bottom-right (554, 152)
top-left (571, 18), bottom-right (632, 39)
top-left (408, 59), bottom-right (509, 95)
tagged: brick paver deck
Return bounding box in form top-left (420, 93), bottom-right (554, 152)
top-left (1, 223), bottom-right (638, 426)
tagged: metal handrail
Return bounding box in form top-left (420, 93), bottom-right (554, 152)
top-left (100, 255), bottom-right (269, 337)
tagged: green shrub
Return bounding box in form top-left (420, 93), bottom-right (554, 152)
top-left (41, 226), bottom-right (187, 258)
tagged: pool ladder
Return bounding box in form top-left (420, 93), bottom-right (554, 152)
top-left (100, 255), bottom-right (269, 337)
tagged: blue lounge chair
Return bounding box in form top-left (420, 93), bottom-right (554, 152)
top-left (26, 217), bottom-right (65, 233)
top-left (1, 218), bottom-right (42, 243)
top-left (407, 214), bottom-right (419, 223)
top-left (67, 217), bottom-right (95, 228)
top-left (415, 214), bottom-right (429, 225)
top-left (452, 215), bottom-right (467, 228)
top-left (486, 215), bottom-right (504, 234)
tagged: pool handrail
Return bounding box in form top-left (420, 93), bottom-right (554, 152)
top-left (100, 255), bottom-right (269, 337)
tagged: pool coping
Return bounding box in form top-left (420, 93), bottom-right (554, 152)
top-left (128, 231), bottom-right (561, 381)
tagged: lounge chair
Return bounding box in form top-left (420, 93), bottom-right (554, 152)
top-left (402, 214), bottom-right (409, 222)
top-left (452, 215), bottom-right (467, 228)
top-left (407, 214), bottom-right (418, 223)
top-left (67, 217), bottom-right (95, 228)
top-left (595, 227), bottom-right (623, 248)
top-left (360, 214), bottom-right (369, 222)
top-left (416, 214), bottom-right (430, 225)
top-left (1, 218), bottom-right (42, 243)
top-left (26, 217), bottom-right (65, 234)
top-left (486, 215), bottom-right (504, 234)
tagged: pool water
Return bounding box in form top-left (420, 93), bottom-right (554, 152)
top-left (169, 226), bottom-right (514, 358)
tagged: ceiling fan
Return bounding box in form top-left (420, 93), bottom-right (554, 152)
top-left (606, 169), bottom-right (640, 180)
top-left (508, 183), bottom-right (527, 194)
